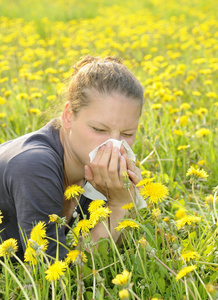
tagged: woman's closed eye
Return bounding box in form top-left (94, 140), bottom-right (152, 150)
top-left (121, 133), bottom-right (134, 137)
top-left (92, 127), bottom-right (106, 133)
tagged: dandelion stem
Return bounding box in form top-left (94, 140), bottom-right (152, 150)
top-left (184, 278), bottom-right (190, 300)
top-left (76, 265), bottom-right (83, 300)
top-left (102, 221), bottom-right (125, 270)
top-left (191, 281), bottom-right (203, 300)
top-left (193, 268), bottom-right (213, 300)
top-left (60, 279), bottom-right (69, 300)
top-left (128, 285), bottom-right (142, 300)
top-left (191, 183), bottom-right (207, 223)
top-left (89, 248), bottom-right (96, 300)
top-left (42, 252), bottom-right (55, 300)
top-left (13, 253), bottom-right (39, 300)
top-left (213, 190), bottom-right (218, 222)
top-left (0, 259), bottom-right (30, 300)
top-left (101, 283), bottom-right (114, 300)
top-left (194, 260), bottom-right (218, 267)
top-left (129, 231), bottom-right (149, 282)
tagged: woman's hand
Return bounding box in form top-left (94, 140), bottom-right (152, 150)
top-left (84, 141), bottom-right (142, 207)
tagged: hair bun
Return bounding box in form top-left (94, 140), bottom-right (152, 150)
top-left (71, 55), bottom-right (123, 77)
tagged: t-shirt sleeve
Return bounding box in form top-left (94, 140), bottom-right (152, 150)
top-left (5, 148), bottom-right (67, 260)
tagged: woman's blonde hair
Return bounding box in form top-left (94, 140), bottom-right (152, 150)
top-left (66, 55), bottom-right (144, 116)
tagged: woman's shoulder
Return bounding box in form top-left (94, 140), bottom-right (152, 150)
top-left (1, 120), bottom-right (64, 177)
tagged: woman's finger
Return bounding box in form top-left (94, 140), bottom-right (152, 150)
top-left (107, 146), bottom-right (120, 181)
top-left (119, 155), bottom-right (127, 178)
top-left (127, 169), bottom-right (141, 185)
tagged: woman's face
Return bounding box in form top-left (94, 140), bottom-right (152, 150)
top-left (64, 90), bottom-right (142, 167)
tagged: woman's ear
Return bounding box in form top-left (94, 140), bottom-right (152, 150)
top-left (61, 101), bottom-right (72, 129)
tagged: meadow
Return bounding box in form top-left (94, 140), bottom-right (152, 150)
top-left (0, 0), bottom-right (218, 299)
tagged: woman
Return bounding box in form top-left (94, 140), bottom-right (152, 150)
top-left (0, 56), bottom-right (144, 261)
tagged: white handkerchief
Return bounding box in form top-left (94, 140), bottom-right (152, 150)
top-left (83, 181), bottom-right (147, 209)
top-left (89, 138), bottom-right (136, 163)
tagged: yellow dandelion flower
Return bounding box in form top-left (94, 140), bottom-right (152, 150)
top-left (30, 221), bottom-right (46, 243)
top-left (65, 250), bottom-right (87, 264)
top-left (122, 203), bottom-right (135, 210)
top-left (29, 108), bottom-right (41, 115)
top-left (205, 283), bottom-right (216, 295)
top-left (89, 206), bottom-right (112, 227)
top-left (28, 238), bottom-right (48, 253)
top-left (31, 92), bottom-right (42, 98)
top-left (197, 160), bottom-right (205, 166)
top-left (196, 108), bottom-right (208, 116)
top-left (151, 103), bottom-right (162, 110)
top-left (181, 250), bottom-right (200, 262)
top-left (203, 80), bottom-right (212, 85)
top-left (192, 91), bottom-right (201, 96)
top-left (115, 220), bottom-right (140, 231)
top-left (204, 195), bottom-right (218, 207)
top-left (141, 170), bottom-right (151, 177)
top-left (206, 92), bottom-right (217, 98)
top-left (0, 97), bottom-right (6, 105)
top-left (176, 265), bottom-right (197, 281)
top-left (64, 185), bottom-right (84, 200)
top-left (173, 129), bottom-right (183, 136)
top-left (88, 200), bottom-right (106, 213)
top-left (177, 145), bottom-right (190, 151)
top-left (179, 115), bottom-right (188, 127)
top-left (174, 90), bottom-right (184, 96)
top-left (186, 166), bottom-right (208, 179)
top-left (24, 246), bottom-right (37, 265)
top-left (76, 219), bottom-right (91, 234)
top-left (139, 182), bottom-right (169, 203)
top-left (29, 222), bottom-right (48, 253)
top-left (119, 289), bottom-right (129, 299)
top-left (175, 208), bottom-right (187, 219)
top-left (151, 208), bottom-right (161, 218)
top-left (138, 237), bottom-right (148, 248)
top-left (180, 103), bottom-right (191, 110)
top-left (4, 90), bottom-right (11, 98)
top-left (163, 217), bottom-right (170, 222)
top-left (195, 128), bottom-right (211, 138)
top-left (0, 238), bottom-right (18, 257)
top-left (136, 178), bottom-right (154, 187)
top-left (112, 270), bottom-right (131, 286)
top-left (49, 214), bottom-right (60, 223)
top-left (45, 260), bottom-right (67, 282)
top-left (0, 113), bottom-right (6, 118)
top-left (176, 215), bottom-right (201, 230)
top-left (167, 233), bottom-right (177, 242)
top-left (0, 210), bottom-right (3, 224)
top-left (47, 95), bottom-right (56, 101)
top-left (17, 93), bottom-right (28, 100)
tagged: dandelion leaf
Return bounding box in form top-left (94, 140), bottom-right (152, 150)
top-left (97, 238), bottom-right (109, 264)
top-left (158, 277), bottom-right (165, 293)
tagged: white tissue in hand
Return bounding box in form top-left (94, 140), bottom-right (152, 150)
top-left (89, 138), bottom-right (136, 163)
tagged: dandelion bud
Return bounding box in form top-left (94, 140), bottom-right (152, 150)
top-left (122, 171), bottom-right (131, 189)
top-left (119, 289), bottom-right (129, 300)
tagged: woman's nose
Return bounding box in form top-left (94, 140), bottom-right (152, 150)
top-left (110, 133), bottom-right (121, 141)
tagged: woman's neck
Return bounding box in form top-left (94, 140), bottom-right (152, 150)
top-left (59, 127), bottom-right (85, 187)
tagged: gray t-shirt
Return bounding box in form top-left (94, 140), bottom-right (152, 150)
top-left (0, 121), bottom-right (90, 261)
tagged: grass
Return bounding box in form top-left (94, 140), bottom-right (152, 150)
top-left (0, 0), bottom-right (218, 299)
